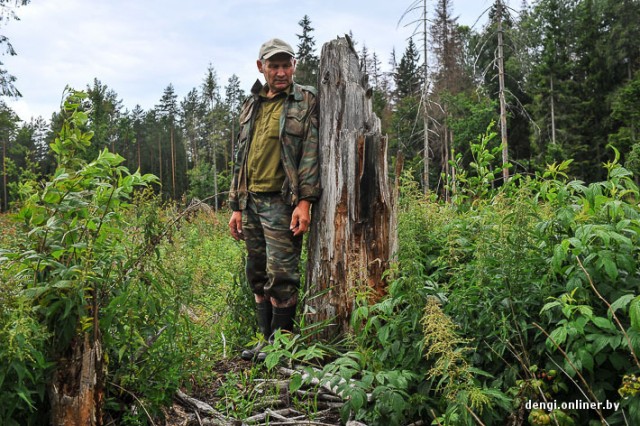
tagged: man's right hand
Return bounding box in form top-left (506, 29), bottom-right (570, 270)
top-left (229, 211), bottom-right (244, 240)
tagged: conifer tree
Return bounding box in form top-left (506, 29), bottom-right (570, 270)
top-left (391, 38), bottom-right (424, 173)
top-left (295, 15), bottom-right (319, 87)
top-left (130, 105), bottom-right (145, 172)
top-left (202, 64), bottom-right (221, 208)
top-left (523, 0), bottom-right (577, 163)
top-left (0, 101), bottom-right (18, 211)
top-left (224, 74), bottom-right (244, 174)
top-left (0, 0), bottom-right (30, 97)
top-left (158, 84), bottom-right (181, 198)
top-left (86, 79), bottom-right (122, 159)
top-left (394, 38), bottom-right (422, 99)
top-left (181, 88), bottom-right (204, 168)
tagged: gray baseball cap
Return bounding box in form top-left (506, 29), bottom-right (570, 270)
top-left (259, 38), bottom-right (295, 60)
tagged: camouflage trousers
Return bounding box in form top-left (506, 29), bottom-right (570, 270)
top-left (242, 192), bottom-right (303, 302)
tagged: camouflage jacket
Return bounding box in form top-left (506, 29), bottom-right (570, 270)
top-left (229, 80), bottom-right (320, 211)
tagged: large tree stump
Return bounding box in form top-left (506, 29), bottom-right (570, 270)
top-left (306, 36), bottom-right (396, 339)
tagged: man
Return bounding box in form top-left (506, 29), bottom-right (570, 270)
top-left (228, 38), bottom-right (320, 361)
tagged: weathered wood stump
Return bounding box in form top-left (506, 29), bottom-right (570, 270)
top-left (306, 36), bottom-right (396, 339)
top-left (49, 334), bottom-right (104, 426)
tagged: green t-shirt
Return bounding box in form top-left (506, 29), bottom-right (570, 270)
top-left (247, 90), bottom-right (287, 192)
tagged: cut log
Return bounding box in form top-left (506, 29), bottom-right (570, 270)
top-left (306, 36), bottom-right (396, 339)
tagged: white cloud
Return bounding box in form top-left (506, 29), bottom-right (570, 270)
top-left (1, 0), bottom-right (512, 121)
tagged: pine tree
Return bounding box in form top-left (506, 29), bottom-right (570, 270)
top-left (158, 84), bottom-right (181, 198)
top-left (86, 79), bottom-right (122, 159)
top-left (605, 0), bottom-right (640, 83)
top-left (0, 101), bottom-right (19, 211)
top-left (224, 74), bottom-right (245, 174)
top-left (394, 38), bottom-right (422, 99)
top-left (0, 0), bottom-right (30, 97)
top-left (181, 88), bottom-right (204, 168)
top-left (391, 38), bottom-right (423, 174)
top-left (431, 0), bottom-right (467, 93)
top-left (523, 0), bottom-right (578, 163)
top-left (295, 15), bottom-right (319, 87)
top-left (130, 105), bottom-right (145, 172)
top-left (201, 64), bottom-right (222, 208)
top-left (471, 0), bottom-right (532, 175)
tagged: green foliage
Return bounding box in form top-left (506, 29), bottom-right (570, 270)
top-left (215, 368), bottom-right (264, 418)
top-left (0, 89), bottom-right (252, 425)
top-left (14, 90), bottom-right (156, 353)
top-left (0, 286), bottom-right (51, 425)
top-left (187, 161), bottom-right (230, 205)
top-left (388, 143), bottom-right (640, 424)
top-left (0, 89), bottom-right (159, 424)
top-left (448, 123), bottom-right (507, 203)
top-left (282, 140), bottom-right (639, 425)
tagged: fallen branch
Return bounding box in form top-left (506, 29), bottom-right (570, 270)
top-left (174, 390), bottom-right (236, 426)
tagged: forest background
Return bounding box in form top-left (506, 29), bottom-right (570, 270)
top-left (1, 0), bottom-right (640, 425)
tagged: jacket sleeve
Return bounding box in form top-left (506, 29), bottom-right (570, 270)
top-left (228, 98), bottom-right (253, 211)
top-left (297, 91), bottom-right (321, 203)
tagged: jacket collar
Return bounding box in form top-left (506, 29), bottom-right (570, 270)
top-left (250, 79), bottom-right (303, 101)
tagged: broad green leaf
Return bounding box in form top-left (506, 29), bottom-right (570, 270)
top-left (547, 326), bottom-right (567, 351)
top-left (590, 334), bottom-right (609, 355)
top-left (610, 294), bottom-right (635, 318)
top-left (265, 352), bottom-right (279, 370)
top-left (551, 244), bottom-right (566, 272)
top-left (591, 316), bottom-right (616, 332)
top-left (349, 388), bottom-right (365, 412)
top-left (540, 300), bottom-right (561, 314)
top-left (577, 348), bottom-right (594, 372)
top-left (576, 305), bottom-right (593, 319)
top-left (289, 373), bottom-right (303, 393)
top-left (602, 256), bottom-right (619, 280)
top-left (609, 335), bottom-right (623, 350)
top-left (43, 190), bottom-right (61, 204)
top-left (630, 297), bottom-right (640, 330)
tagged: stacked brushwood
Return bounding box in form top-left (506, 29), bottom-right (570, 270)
top-left (169, 366), bottom-right (366, 426)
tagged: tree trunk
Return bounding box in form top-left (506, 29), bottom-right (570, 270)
top-left (171, 126), bottom-right (176, 199)
top-left (422, 0), bottom-right (430, 194)
top-left (157, 135), bottom-right (163, 185)
top-left (49, 334), bottom-right (104, 426)
top-left (2, 138), bottom-right (7, 212)
top-left (550, 76), bottom-right (556, 145)
top-left (497, 0), bottom-right (509, 182)
top-left (306, 36), bottom-right (396, 339)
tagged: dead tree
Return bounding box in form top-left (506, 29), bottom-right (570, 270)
top-left (306, 36), bottom-right (396, 339)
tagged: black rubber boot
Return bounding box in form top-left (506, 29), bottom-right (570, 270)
top-left (271, 305), bottom-right (297, 334)
top-left (241, 301), bottom-right (272, 361)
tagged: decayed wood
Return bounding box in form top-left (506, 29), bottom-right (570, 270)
top-left (306, 36), bottom-right (396, 338)
top-left (49, 334), bottom-right (104, 426)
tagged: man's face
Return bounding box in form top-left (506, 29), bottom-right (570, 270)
top-left (258, 53), bottom-right (296, 94)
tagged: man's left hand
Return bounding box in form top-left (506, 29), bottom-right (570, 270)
top-left (290, 200), bottom-right (311, 237)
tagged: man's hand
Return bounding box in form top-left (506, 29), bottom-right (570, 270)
top-left (229, 211), bottom-right (244, 240)
top-left (290, 200), bottom-right (311, 237)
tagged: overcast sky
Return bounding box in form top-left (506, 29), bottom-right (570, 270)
top-left (2, 0), bottom-right (521, 122)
